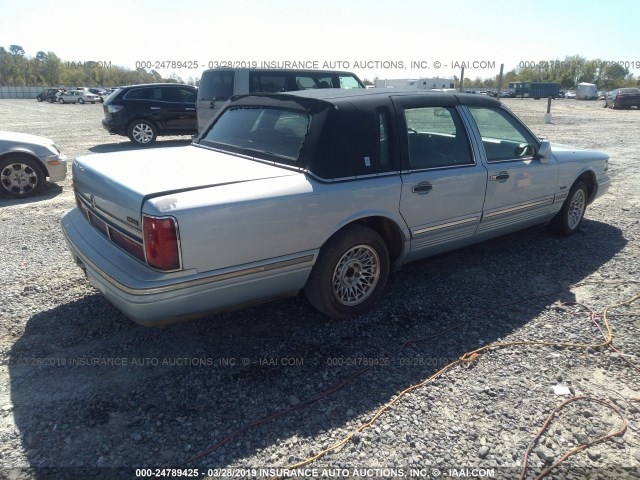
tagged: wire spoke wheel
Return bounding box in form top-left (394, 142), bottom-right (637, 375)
top-left (567, 188), bottom-right (586, 231)
top-left (332, 245), bottom-right (380, 306)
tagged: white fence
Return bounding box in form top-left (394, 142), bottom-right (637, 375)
top-left (0, 86), bottom-right (47, 99)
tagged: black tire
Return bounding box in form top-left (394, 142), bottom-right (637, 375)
top-left (0, 156), bottom-right (47, 199)
top-left (78, 98), bottom-right (85, 104)
top-left (548, 180), bottom-right (588, 236)
top-left (36, 96), bottom-right (43, 102)
top-left (58, 97), bottom-right (64, 104)
top-left (127, 120), bottom-right (157, 145)
top-left (305, 224), bottom-right (389, 319)
top-left (47, 97), bottom-right (54, 103)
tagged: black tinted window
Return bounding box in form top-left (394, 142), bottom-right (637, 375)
top-left (162, 87), bottom-right (197, 103)
top-left (124, 88), bottom-right (158, 100)
top-left (199, 71), bottom-right (234, 100)
top-left (250, 73), bottom-right (287, 93)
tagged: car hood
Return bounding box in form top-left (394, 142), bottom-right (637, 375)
top-left (550, 143), bottom-right (609, 162)
top-left (0, 130), bottom-right (55, 148)
top-left (73, 144), bottom-right (300, 230)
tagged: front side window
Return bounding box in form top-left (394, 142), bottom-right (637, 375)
top-left (404, 106), bottom-right (473, 169)
top-left (201, 107), bottom-right (309, 163)
top-left (468, 107), bottom-right (538, 162)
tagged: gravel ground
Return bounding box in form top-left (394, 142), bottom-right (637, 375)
top-left (0, 98), bottom-right (639, 480)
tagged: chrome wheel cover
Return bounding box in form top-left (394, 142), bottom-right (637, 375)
top-left (132, 123), bottom-right (154, 144)
top-left (332, 245), bottom-right (380, 306)
top-left (567, 188), bottom-right (586, 230)
top-left (1, 162), bottom-right (38, 196)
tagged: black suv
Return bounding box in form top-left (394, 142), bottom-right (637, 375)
top-left (102, 83), bottom-right (198, 145)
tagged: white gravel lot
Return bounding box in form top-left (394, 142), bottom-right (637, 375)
top-left (0, 98), bottom-right (639, 480)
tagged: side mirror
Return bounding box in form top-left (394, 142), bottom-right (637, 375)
top-left (535, 140), bottom-right (552, 163)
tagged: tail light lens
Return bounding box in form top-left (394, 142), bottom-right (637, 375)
top-left (143, 215), bottom-right (180, 271)
top-left (106, 105), bottom-right (124, 113)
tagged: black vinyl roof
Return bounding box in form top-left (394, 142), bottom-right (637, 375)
top-left (230, 88), bottom-right (501, 108)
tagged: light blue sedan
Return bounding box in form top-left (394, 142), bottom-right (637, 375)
top-left (62, 90), bottom-right (610, 325)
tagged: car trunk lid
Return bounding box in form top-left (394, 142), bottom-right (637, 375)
top-left (73, 145), bottom-right (299, 232)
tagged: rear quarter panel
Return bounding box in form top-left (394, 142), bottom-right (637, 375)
top-left (143, 174), bottom-right (407, 273)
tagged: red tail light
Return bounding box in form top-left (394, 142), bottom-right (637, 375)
top-left (143, 215), bottom-right (180, 271)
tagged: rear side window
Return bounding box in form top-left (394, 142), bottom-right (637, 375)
top-left (125, 88), bottom-right (158, 100)
top-left (161, 87), bottom-right (197, 103)
top-left (199, 71), bottom-right (234, 100)
top-left (250, 73), bottom-right (287, 92)
top-left (404, 107), bottom-right (473, 169)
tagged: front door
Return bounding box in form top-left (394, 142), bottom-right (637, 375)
top-left (465, 106), bottom-right (559, 236)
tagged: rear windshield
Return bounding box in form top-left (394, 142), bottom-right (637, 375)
top-left (199, 107), bottom-right (310, 164)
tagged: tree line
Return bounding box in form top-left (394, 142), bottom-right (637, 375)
top-left (0, 45), bottom-right (193, 87)
top-left (2, 46), bottom-right (638, 91)
top-left (455, 54), bottom-right (638, 90)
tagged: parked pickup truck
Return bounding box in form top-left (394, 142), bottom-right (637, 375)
top-left (62, 89), bottom-right (610, 326)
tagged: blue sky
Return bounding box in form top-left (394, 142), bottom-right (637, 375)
top-left (1, 0), bottom-right (639, 82)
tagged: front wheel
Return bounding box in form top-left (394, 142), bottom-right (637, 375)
top-left (0, 156), bottom-right (46, 198)
top-left (127, 120), bottom-right (157, 145)
top-left (548, 180), bottom-right (588, 236)
top-left (305, 224), bottom-right (389, 319)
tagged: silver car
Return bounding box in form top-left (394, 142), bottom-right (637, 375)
top-left (0, 131), bottom-right (68, 198)
top-left (62, 90), bottom-right (610, 326)
top-left (58, 90), bottom-right (101, 104)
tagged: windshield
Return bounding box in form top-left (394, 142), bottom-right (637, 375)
top-left (199, 107), bottom-right (310, 164)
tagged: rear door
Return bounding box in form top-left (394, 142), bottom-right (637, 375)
top-left (160, 86), bottom-right (197, 132)
top-left (465, 106), bottom-right (559, 235)
top-left (391, 95), bottom-right (488, 261)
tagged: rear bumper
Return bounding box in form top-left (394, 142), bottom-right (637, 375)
top-left (101, 118), bottom-right (126, 135)
top-left (61, 208), bottom-right (315, 326)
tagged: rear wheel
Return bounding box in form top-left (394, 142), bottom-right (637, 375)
top-left (127, 120), bottom-right (157, 145)
top-left (0, 156), bottom-right (46, 198)
top-left (78, 98), bottom-right (85, 104)
top-left (305, 224), bottom-right (389, 319)
top-left (47, 97), bottom-right (54, 103)
top-left (58, 97), bottom-right (64, 104)
top-left (548, 180), bottom-right (588, 236)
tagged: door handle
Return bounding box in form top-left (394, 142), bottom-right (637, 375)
top-left (149, 107), bottom-right (161, 110)
top-left (412, 182), bottom-right (433, 194)
top-left (185, 107), bottom-right (195, 111)
top-left (490, 172), bottom-right (510, 182)
top-left (209, 100), bottom-right (216, 109)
